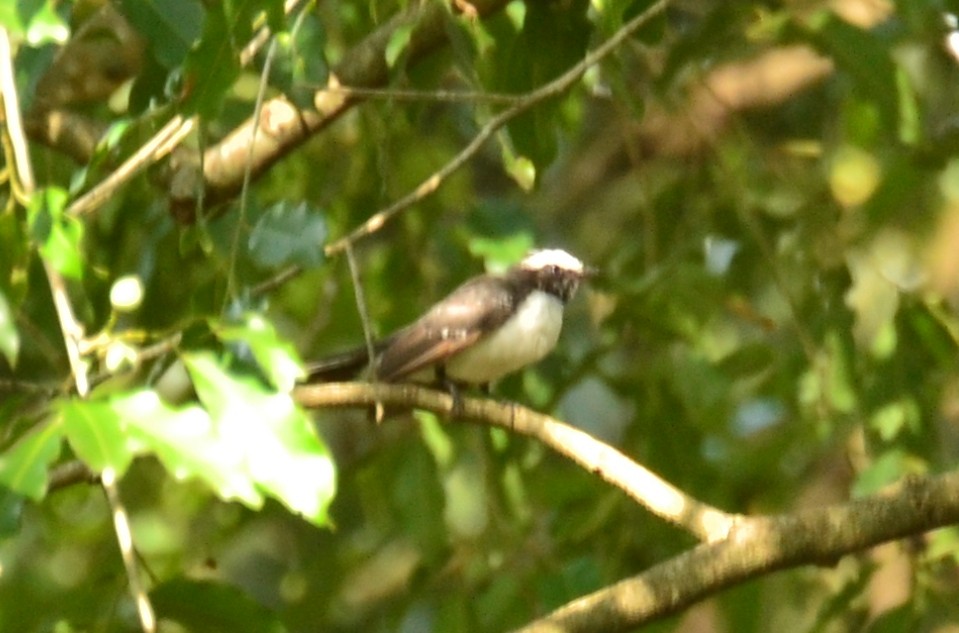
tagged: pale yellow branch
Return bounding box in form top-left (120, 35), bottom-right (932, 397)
top-left (294, 381), bottom-right (739, 542)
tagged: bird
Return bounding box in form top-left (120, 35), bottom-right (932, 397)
top-left (305, 248), bottom-right (593, 389)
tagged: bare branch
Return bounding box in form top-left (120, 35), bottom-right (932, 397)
top-left (61, 0), bottom-right (303, 219)
top-left (516, 472), bottom-right (959, 632)
top-left (321, 84), bottom-right (528, 105)
top-left (48, 460), bottom-right (99, 492)
top-left (168, 0), bottom-right (515, 218)
top-left (253, 0), bottom-right (672, 290)
top-left (324, 0), bottom-right (672, 256)
top-left (299, 381), bottom-right (959, 631)
top-left (68, 115), bottom-right (196, 217)
top-left (294, 381), bottom-right (739, 542)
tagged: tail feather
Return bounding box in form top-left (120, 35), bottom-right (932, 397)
top-left (303, 346), bottom-right (373, 382)
top-left (303, 336), bottom-right (396, 382)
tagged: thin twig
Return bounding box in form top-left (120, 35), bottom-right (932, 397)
top-left (323, 0), bottom-right (671, 256)
top-left (228, 35), bottom-right (280, 303)
top-left (254, 0), bottom-right (672, 294)
top-left (343, 246), bottom-right (384, 420)
top-left (0, 28), bottom-right (156, 633)
top-left (294, 381), bottom-right (739, 542)
top-left (102, 467), bottom-right (156, 633)
top-left (344, 245), bottom-right (377, 373)
top-left (251, 264), bottom-right (303, 296)
top-left (66, 0), bottom-right (306, 220)
top-left (322, 84), bottom-right (527, 104)
top-left (48, 460), bottom-right (99, 492)
top-left (67, 114), bottom-right (195, 217)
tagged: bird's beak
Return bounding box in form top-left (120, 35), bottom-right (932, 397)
top-left (582, 265), bottom-right (599, 280)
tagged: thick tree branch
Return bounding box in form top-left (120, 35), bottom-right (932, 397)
top-left (294, 381), bottom-right (740, 543)
top-left (168, 0), bottom-right (512, 220)
top-left (517, 472), bottom-right (959, 632)
top-left (297, 381), bottom-right (959, 632)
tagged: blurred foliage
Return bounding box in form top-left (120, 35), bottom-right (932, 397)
top-left (4, 0), bottom-right (959, 632)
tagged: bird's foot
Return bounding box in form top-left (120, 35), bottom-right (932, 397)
top-left (434, 366), bottom-right (465, 418)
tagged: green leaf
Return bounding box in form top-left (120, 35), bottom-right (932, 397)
top-left (118, 0), bottom-right (204, 69)
top-left (869, 399), bottom-right (919, 442)
top-left (248, 201), bottom-right (328, 270)
top-left (182, 4), bottom-right (241, 116)
top-left (0, 2), bottom-right (21, 34)
top-left (804, 11), bottom-right (899, 135)
top-left (498, 145), bottom-right (536, 192)
top-left (60, 399), bottom-right (134, 474)
top-left (28, 187), bottom-right (84, 280)
top-left (44, 216), bottom-right (84, 280)
top-left (19, 0), bottom-right (69, 45)
top-left (385, 23), bottom-right (413, 68)
top-left (152, 578), bottom-right (288, 633)
top-left (482, 1), bottom-right (590, 176)
top-left (0, 488), bottom-right (24, 539)
top-left (0, 291), bottom-right (18, 367)
top-left (221, 0), bottom-right (258, 46)
top-left (214, 313), bottom-right (305, 392)
top-left (269, 13), bottom-right (328, 109)
top-left (852, 449), bottom-right (926, 497)
top-left (183, 353), bottom-right (335, 524)
top-left (111, 390), bottom-right (262, 507)
top-left (0, 422), bottom-right (63, 500)
top-left (0, 211), bottom-right (29, 308)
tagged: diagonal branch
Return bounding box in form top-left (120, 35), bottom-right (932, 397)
top-left (323, 0), bottom-right (671, 256)
top-left (294, 381), bottom-right (740, 543)
top-left (168, 0), bottom-right (514, 219)
top-left (515, 472), bottom-right (959, 632)
top-left (295, 383), bottom-right (959, 633)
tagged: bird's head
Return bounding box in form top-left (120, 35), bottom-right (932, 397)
top-left (515, 248), bottom-right (595, 303)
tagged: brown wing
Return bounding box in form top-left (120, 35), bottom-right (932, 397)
top-left (375, 275), bottom-right (518, 382)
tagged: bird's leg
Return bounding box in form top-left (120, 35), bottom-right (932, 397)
top-left (435, 365), bottom-right (465, 418)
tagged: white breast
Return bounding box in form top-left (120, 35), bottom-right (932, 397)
top-left (444, 290), bottom-right (564, 383)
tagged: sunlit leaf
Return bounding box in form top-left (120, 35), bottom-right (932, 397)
top-left (385, 23), bottom-right (413, 68)
top-left (112, 389), bottom-right (262, 506)
top-left (61, 399), bottom-right (134, 474)
top-left (0, 422), bottom-right (63, 500)
top-left (0, 291), bottom-right (18, 367)
top-left (869, 399), bottom-right (919, 442)
top-left (852, 449), bottom-right (927, 497)
top-left (183, 353), bottom-right (335, 524)
top-left (22, 0), bottom-right (69, 45)
top-left (214, 313), bottom-right (305, 392)
top-left (0, 3), bottom-right (21, 35)
top-left (27, 187), bottom-right (84, 280)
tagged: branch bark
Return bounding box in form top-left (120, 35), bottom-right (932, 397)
top-left (167, 0), bottom-right (512, 220)
top-left (517, 472), bottom-right (959, 632)
top-left (295, 381), bottom-right (959, 633)
top-left (294, 382), bottom-right (740, 543)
